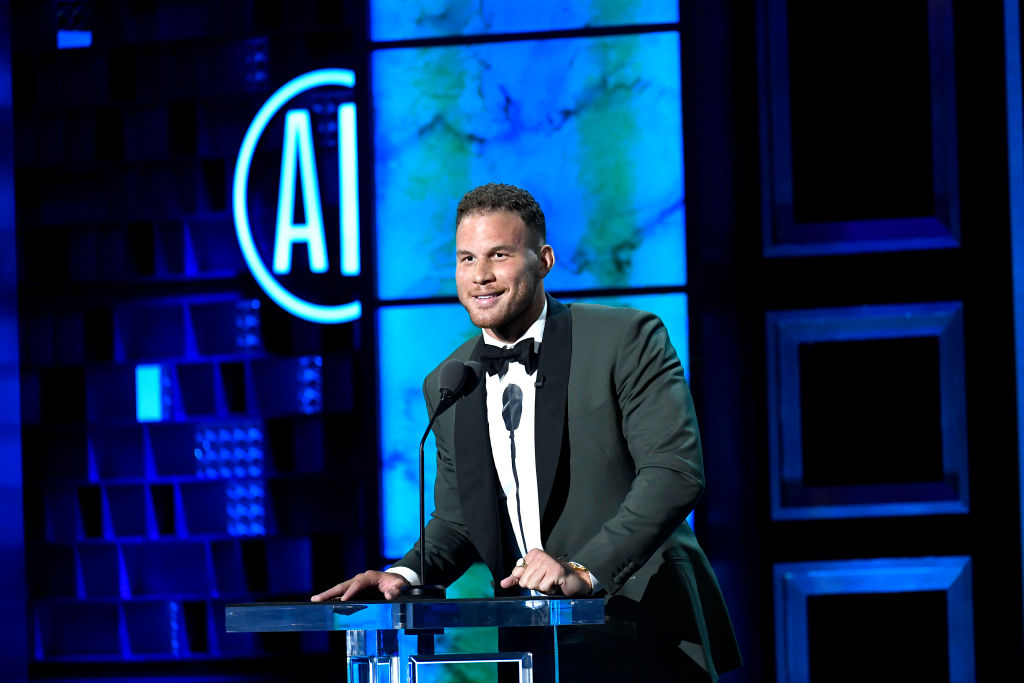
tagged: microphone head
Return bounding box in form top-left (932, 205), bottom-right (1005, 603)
top-left (501, 383), bottom-right (524, 432)
top-left (438, 358), bottom-right (468, 398)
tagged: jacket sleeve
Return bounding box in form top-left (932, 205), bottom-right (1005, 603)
top-left (573, 309), bottom-right (705, 594)
top-left (391, 377), bottom-right (479, 586)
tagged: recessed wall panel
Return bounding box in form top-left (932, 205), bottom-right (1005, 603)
top-left (774, 557), bottom-right (973, 682)
top-left (766, 302), bottom-right (968, 519)
top-left (760, 0), bottom-right (959, 255)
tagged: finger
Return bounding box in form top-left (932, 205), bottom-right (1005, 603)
top-left (537, 571), bottom-right (560, 595)
top-left (380, 576), bottom-right (407, 600)
top-left (311, 582), bottom-right (346, 602)
top-left (519, 558), bottom-right (555, 589)
top-left (500, 563), bottom-right (527, 589)
top-left (522, 549), bottom-right (547, 566)
top-left (340, 577), bottom-right (369, 601)
top-left (517, 559), bottom-right (542, 585)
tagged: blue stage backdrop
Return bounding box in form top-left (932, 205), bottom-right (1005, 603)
top-left (13, 0), bottom-right (1011, 681)
top-left (11, 0), bottom-right (690, 678)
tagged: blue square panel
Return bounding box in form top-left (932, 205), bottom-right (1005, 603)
top-left (379, 293), bottom-right (687, 558)
top-left (373, 32), bottom-right (684, 300)
top-left (370, 0), bottom-right (678, 42)
top-left (765, 302), bottom-right (968, 520)
top-left (774, 557), bottom-right (974, 682)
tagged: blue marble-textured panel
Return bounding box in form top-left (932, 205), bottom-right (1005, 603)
top-left (373, 32), bottom-right (685, 301)
top-left (370, 0), bottom-right (679, 42)
top-left (378, 303), bottom-right (480, 558)
top-left (379, 292), bottom-right (688, 558)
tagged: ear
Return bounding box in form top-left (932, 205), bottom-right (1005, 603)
top-left (537, 244), bottom-right (555, 278)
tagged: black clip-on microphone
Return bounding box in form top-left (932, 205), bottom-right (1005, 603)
top-left (406, 359), bottom-right (482, 599)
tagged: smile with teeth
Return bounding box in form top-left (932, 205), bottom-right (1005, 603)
top-left (472, 292), bottom-right (503, 306)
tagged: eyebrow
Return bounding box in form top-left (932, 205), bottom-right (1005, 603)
top-left (456, 244), bottom-right (518, 256)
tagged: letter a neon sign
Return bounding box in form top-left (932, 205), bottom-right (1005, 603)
top-left (233, 69), bottom-right (361, 324)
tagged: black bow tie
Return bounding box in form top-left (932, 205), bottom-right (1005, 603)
top-left (480, 338), bottom-right (539, 378)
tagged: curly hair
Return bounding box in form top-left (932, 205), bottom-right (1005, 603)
top-left (455, 183), bottom-right (546, 249)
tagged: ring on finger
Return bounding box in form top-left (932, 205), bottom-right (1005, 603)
top-left (515, 558), bottom-right (528, 569)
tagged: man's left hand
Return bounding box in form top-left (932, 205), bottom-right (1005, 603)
top-left (499, 549), bottom-right (592, 596)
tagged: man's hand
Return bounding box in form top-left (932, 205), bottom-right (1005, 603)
top-left (311, 570), bottom-right (410, 602)
top-left (499, 549), bottom-right (592, 596)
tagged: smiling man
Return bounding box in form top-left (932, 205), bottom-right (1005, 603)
top-left (455, 208), bottom-right (553, 344)
top-left (313, 183), bottom-right (741, 681)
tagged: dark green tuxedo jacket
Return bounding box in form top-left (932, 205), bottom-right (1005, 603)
top-left (395, 296), bottom-right (741, 679)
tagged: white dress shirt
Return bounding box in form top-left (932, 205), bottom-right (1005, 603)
top-left (482, 303), bottom-right (547, 559)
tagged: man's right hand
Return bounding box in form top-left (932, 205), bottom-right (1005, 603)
top-left (310, 570), bottom-right (411, 602)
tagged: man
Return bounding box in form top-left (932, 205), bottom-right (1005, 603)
top-left (313, 183), bottom-right (741, 680)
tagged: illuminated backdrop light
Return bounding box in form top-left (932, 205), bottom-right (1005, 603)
top-left (135, 364), bottom-right (164, 423)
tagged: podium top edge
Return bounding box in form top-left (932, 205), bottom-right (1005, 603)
top-left (226, 596), bottom-right (605, 608)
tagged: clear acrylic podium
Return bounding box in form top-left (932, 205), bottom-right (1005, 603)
top-left (226, 596), bottom-right (604, 682)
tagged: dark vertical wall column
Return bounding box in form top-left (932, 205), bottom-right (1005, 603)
top-left (0, 0), bottom-right (27, 681)
top-left (1005, 0), bottom-right (1024, 638)
top-left (683, 2), bottom-right (763, 679)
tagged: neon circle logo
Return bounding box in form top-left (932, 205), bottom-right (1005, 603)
top-left (233, 68), bottom-right (361, 324)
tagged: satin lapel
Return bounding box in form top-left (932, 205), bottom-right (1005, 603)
top-left (453, 338), bottom-right (502, 576)
top-left (535, 296), bottom-right (571, 528)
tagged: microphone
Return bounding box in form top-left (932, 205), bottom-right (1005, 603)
top-left (501, 384), bottom-right (529, 561)
top-left (408, 359), bottom-right (481, 599)
top-left (437, 359), bottom-right (482, 412)
top-left (502, 383), bottom-right (523, 431)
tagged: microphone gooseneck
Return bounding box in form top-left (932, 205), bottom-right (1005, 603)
top-left (409, 359), bottom-right (481, 599)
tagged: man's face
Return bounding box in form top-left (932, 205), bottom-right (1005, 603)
top-left (455, 210), bottom-right (554, 343)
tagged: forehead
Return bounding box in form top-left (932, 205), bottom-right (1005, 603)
top-left (455, 210), bottom-right (529, 248)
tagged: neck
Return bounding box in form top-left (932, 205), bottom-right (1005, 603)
top-left (484, 293), bottom-right (546, 344)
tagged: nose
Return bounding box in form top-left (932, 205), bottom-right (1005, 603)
top-left (472, 259), bottom-right (494, 284)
